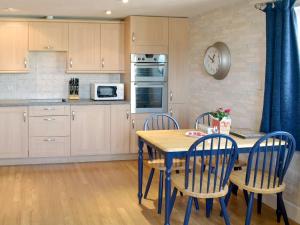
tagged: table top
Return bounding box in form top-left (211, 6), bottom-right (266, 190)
top-left (136, 129), bottom-right (274, 153)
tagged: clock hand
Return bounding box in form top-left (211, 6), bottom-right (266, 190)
top-left (208, 55), bottom-right (214, 62)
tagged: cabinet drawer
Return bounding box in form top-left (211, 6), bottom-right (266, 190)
top-left (29, 137), bottom-right (70, 157)
top-left (29, 116), bottom-right (70, 137)
top-left (29, 105), bottom-right (70, 116)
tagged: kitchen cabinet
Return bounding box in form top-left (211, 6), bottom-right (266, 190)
top-left (168, 18), bottom-right (189, 104)
top-left (110, 104), bottom-right (130, 154)
top-left (0, 22), bottom-right (29, 73)
top-left (70, 105), bottom-right (110, 156)
top-left (29, 22), bottom-right (68, 51)
top-left (68, 23), bottom-right (101, 72)
top-left (169, 103), bottom-right (189, 129)
top-left (130, 113), bottom-right (149, 153)
top-left (100, 23), bottom-right (124, 72)
top-left (0, 107), bottom-right (28, 158)
top-left (125, 16), bottom-right (169, 54)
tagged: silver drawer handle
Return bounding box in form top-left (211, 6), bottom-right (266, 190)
top-left (44, 118), bottom-right (55, 121)
top-left (44, 107), bottom-right (55, 111)
top-left (126, 111), bottom-right (129, 120)
top-left (24, 58), bottom-right (27, 68)
top-left (43, 138), bottom-right (56, 142)
top-left (23, 112), bottom-right (27, 122)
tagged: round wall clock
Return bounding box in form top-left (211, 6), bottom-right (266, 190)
top-left (203, 42), bottom-right (231, 80)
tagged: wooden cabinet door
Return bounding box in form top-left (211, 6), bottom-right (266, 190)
top-left (0, 22), bottom-right (29, 73)
top-left (169, 103), bottom-right (189, 129)
top-left (29, 22), bottom-right (68, 51)
top-left (130, 16), bottom-right (168, 53)
top-left (68, 23), bottom-right (101, 72)
top-left (0, 107), bottom-right (28, 158)
top-left (100, 23), bottom-right (124, 72)
top-left (130, 113), bottom-right (150, 153)
top-left (110, 104), bottom-right (130, 154)
top-left (70, 105), bottom-right (110, 156)
top-left (168, 18), bottom-right (189, 104)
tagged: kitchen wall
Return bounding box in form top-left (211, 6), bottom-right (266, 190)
top-left (188, 1), bottom-right (300, 223)
top-left (0, 52), bottom-right (120, 99)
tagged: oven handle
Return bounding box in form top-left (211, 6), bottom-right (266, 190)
top-left (132, 63), bottom-right (167, 67)
top-left (133, 82), bottom-right (167, 87)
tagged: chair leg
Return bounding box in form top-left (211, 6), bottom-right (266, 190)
top-left (220, 197), bottom-right (231, 225)
top-left (278, 192), bottom-right (290, 225)
top-left (144, 168), bottom-right (155, 199)
top-left (245, 192), bottom-right (254, 225)
top-left (158, 171), bottom-right (164, 214)
top-left (232, 184), bottom-right (238, 196)
top-left (184, 197), bottom-right (193, 225)
top-left (243, 190), bottom-right (249, 206)
top-left (170, 187), bottom-right (178, 216)
top-left (276, 193), bottom-right (282, 223)
top-left (221, 182), bottom-right (233, 217)
top-left (194, 198), bottom-right (200, 211)
top-left (257, 194), bottom-right (262, 215)
top-left (206, 198), bottom-right (213, 217)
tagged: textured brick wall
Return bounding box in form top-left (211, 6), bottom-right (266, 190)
top-left (0, 52), bottom-right (120, 99)
top-left (188, 1), bottom-right (300, 221)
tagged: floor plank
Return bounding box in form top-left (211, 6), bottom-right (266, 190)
top-left (0, 160), bottom-right (298, 225)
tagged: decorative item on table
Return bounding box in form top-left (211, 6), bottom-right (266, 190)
top-left (185, 130), bottom-right (207, 138)
top-left (210, 108), bottom-right (231, 135)
top-left (69, 78), bottom-right (80, 100)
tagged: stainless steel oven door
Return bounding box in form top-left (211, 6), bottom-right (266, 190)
top-left (131, 63), bottom-right (168, 82)
top-left (131, 82), bottom-right (168, 113)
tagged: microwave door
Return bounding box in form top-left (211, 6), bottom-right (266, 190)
top-left (131, 82), bottom-right (168, 113)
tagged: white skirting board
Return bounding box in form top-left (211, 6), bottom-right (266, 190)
top-left (263, 194), bottom-right (300, 224)
top-left (0, 154), bottom-right (138, 166)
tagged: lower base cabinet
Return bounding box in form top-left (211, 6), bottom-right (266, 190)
top-left (169, 103), bottom-right (189, 129)
top-left (70, 105), bottom-right (111, 156)
top-left (130, 113), bottom-right (150, 153)
top-left (0, 107), bottom-right (28, 158)
top-left (29, 137), bottom-right (70, 157)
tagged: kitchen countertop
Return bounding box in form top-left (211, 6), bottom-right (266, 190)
top-left (0, 99), bottom-right (130, 107)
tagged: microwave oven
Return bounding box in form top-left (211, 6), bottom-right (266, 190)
top-left (90, 83), bottom-right (124, 101)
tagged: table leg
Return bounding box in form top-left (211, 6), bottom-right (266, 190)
top-left (165, 153), bottom-right (174, 225)
top-left (138, 137), bottom-right (144, 204)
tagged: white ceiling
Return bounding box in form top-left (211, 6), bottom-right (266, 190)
top-left (0, 0), bottom-right (243, 19)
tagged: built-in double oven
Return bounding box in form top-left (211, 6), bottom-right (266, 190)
top-left (131, 54), bottom-right (168, 113)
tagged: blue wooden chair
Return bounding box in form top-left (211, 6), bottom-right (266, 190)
top-left (170, 134), bottom-right (238, 225)
top-left (226, 131), bottom-right (296, 225)
top-left (195, 112), bottom-right (211, 129)
top-left (143, 113), bottom-right (190, 214)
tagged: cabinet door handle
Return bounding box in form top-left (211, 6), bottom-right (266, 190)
top-left (126, 111), bottom-right (129, 120)
top-left (72, 111), bottom-right (75, 120)
top-left (44, 118), bottom-right (55, 121)
top-left (23, 112), bottom-right (27, 122)
top-left (132, 32), bottom-right (136, 42)
top-left (101, 58), bottom-right (105, 68)
top-left (132, 119), bottom-right (135, 129)
top-left (170, 108), bottom-right (173, 117)
top-left (24, 58), bottom-right (27, 68)
top-left (170, 91), bottom-right (173, 102)
top-left (43, 107), bottom-right (55, 111)
top-left (70, 58), bottom-right (73, 68)
top-left (44, 138), bottom-right (56, 142)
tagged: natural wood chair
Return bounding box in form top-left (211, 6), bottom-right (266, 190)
top-left (170, 134), bottom-right (239, 225)
top-left (226, 131), bottom-right (296, 225)
top-left (143, 113), bottom-right (197, 214)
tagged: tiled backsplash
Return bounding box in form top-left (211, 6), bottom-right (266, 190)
top-left (0, 52), bottom-right (121, 99)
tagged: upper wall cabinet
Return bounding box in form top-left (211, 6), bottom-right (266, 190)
top-left (125, 16), bottom-right (169, 54)
top-left (100, 23), bottom-right (124, 72)
top-left (68, 23), bottom-right (101, 73)
top-left (29, 22), bottom-right (68, 51)
top-left (0, 22), bottom-right (29, 73)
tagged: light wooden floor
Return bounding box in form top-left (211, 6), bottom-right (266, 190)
top-left (0, 160), bottom-right (298, 225)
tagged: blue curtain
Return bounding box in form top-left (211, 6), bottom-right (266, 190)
top-left (260, 0), bottom-right (300, 149)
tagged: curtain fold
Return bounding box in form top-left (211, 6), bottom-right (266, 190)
top-left (260, 0), bottom-right (300, 149)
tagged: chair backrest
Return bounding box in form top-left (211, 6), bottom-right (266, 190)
top-left (195, 112), bottom-right (211, 129)
top-left (185, 134), bottom-right (238, 194)
top-left (245, 131), bottom-right (296, 189)
top-left (144, 113), bottom-right (180, 131)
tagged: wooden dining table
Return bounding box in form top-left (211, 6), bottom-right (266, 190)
top-left (136, 129), bottom-right (277, 225)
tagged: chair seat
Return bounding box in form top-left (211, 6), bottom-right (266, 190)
top-left (201, 158), bottom-right (247, 168)
top-left (171, 173), bottom-right (228, 199)
top-left (230, 170), bottom-right (286, 194)
top-left (146, 159), bottom-right (186, 171)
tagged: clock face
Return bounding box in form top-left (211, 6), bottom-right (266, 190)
top-left (204, 47), bottom-right (221, 75)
